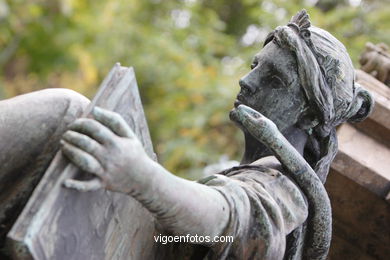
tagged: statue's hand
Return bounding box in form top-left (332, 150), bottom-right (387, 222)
top-left (61, 107), bottom-right (149, 193)
top-left (235, 104), bottom-right (279, 145)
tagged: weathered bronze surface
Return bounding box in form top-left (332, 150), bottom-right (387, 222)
top-left (6, 65), bottom-right (158, 259)
top-left (0, 10), bottom-right (375, 260)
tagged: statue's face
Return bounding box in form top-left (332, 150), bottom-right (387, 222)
top-left (230, 41), bottom-right (307, 132)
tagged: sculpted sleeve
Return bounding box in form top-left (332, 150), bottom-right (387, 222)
top-left (198, 165), bottom-right (308, 260)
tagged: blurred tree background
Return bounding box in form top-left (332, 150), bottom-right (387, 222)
top-left (0, 0), bottom-right (389, 178)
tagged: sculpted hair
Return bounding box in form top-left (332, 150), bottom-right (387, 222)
top-left (264, 10), bottom-right (374, 182)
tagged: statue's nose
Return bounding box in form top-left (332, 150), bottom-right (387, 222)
top-left (239, 78), bottom-right (256, 94)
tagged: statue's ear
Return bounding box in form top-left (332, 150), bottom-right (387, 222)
top-left (297, 107), bottom-right (320, 132)
top-left (347, 83), bottom-right (375, 123)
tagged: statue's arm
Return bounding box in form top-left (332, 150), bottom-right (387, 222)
top-left (61, 107), bottom-right (229, 242)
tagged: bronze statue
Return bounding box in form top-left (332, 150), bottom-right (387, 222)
top-left (0, 10), bottom-right (373, 260)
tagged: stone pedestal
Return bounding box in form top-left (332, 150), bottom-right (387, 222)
top-left (326, 70), bottom-right (390, 259)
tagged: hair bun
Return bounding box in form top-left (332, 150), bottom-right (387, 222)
top-left (347, 83), bottom-right (374, 123)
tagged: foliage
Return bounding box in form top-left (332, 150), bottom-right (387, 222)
top-left (0, 0), bottom-right (389, 178)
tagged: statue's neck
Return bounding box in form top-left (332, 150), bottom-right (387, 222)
top-left (240, 126), bottom-right (308, 165)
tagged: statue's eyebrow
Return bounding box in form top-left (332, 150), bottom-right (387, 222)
top-left (276, 61), bottom-right (298, 87)
top-left (267, 62), bottom-right (290, 87)
top-left (252, 56), bottom-right (292, 87)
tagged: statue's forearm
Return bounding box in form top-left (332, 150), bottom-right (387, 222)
top-left (60, 107), bottom-right (229, 243)
top-left (127, 156), bottom-right (229, 242)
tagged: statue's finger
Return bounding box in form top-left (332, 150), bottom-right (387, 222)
top-left (61, 140), bottom-right (105, 177)
top-left (63, 130), bottom-right (102, 157)
top-left (68, 118), bottom-right (116, 145)
top-left (63, 178), bottom-right (103, 192)
top-left (92, 107), bottom-right (135, 138)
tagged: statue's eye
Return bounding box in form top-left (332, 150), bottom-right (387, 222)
top-left (270, 75), bottom-right (286, 89)
top-left (250, 61), bottom-right (258, 70)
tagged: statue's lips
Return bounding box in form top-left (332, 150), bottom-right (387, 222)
top-left (234, 99), bottom-right (243, 108)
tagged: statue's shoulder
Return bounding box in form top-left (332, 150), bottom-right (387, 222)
top-left (200, 157), bottom-right (287, 185)
top-left (250, 156), bottom-right (282, 170)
